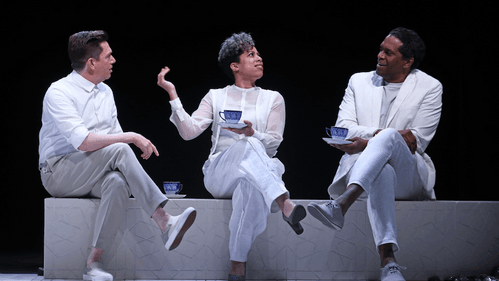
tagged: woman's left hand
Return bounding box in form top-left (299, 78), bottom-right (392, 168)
top-left (223, 120), bottom-right (255, 136)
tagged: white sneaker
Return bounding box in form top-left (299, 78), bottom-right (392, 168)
top-left (83, 262), bottom-right (113, 281)
top-left (161, 207), bottom-right (197, 251)
top-left (381, 262), bottom-right (406, 281)
top-left (307, 200), bottom-right (344, 230)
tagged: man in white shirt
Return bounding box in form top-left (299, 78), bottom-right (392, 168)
top-left (39, 30), bottom-right (196, 281)
top-left (308, 27), bottom-right (442, 281)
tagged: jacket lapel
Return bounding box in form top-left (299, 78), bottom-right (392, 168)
top-left (370, 73), bottom-right (384, 128)
top-left (386, 70), bottom-right (417, 127)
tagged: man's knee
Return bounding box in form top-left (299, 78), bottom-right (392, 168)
top-left (376, 128), bottom-right (399, 140)
top-left (101, 171), bottom-right (130, 198)
top-left (369, 128), bottom-right (401, 148)
top-left (107, 142), bottom-right (133, 154)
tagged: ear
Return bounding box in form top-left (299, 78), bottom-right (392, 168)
top-left (404, 57), bottom-right (414, 69)
top-left (230, 62), bottom-right (239, 73)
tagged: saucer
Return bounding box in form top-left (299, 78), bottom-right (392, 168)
top-left (323, 137), bottom-right (352, 145)
top-left (218, 122), bottom-right (247, 129)
top-left (166, 194), bottom-right (187, 199)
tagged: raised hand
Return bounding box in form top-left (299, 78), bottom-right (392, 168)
top-left (157, 66), bottom-right (178, 100)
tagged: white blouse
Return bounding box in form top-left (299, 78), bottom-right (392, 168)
top-left (169, 85), bottom-right (285, 159)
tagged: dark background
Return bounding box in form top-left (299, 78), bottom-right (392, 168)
top-left (1, 0), bottom-right (497, 272)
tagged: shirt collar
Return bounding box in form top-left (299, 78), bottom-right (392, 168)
top-left (70, 70), bottom-right (100, 93)
top-left (232, 84), bottom-right (260, 92)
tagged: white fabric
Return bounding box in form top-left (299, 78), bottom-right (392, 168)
top-left (328, 69), bottom-right (443, 200)
top-left (379, 82), bottom-right (402, 128)
top-left (203, 137), bottom-right (288, 261)
top-left (39, 71), bottom-right (166, 250)
top-left (328, 69), bottom-right (443, 252)
top-left (39, 71), bottom-right (123, 164)
top-left (169, 85), bottom-right (288, 261)
top-left (40, 143), bottom-right (167, 249)
top-left (346, 128), bottom-right (424, 252)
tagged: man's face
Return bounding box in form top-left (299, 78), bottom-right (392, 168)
top-left (376, 35), bottom-right (411, 83)
top-left (92, 41), bottom-right (116, 83)
top-left (233, 46), bottom-right (264, 81)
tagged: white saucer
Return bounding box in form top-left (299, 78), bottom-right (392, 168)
top-left (323, 137), bottom-right (352, 145)
top-left (166, 194), bottom-right (187, 199)
top-left (218, 122), bottom-right (247, 129)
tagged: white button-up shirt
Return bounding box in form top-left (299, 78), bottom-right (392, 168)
top-left (39, 71), bottom-right (123, 164)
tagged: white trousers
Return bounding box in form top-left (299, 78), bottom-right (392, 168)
top-left (40, 143), bottom-right (167, 250)
top-left (203, 137), bottom-right (289, 262)
top-left (347, 128), bottom-right (425, 252)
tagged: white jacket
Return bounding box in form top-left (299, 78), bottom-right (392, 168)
top-left (328, 69), bottom-right (443, 200)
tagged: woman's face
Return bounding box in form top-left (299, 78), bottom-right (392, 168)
top-left (231, 46), bottom-right (264, 82)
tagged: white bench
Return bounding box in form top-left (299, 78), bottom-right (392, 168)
top-left (44, 198), bottom-right (499, 280)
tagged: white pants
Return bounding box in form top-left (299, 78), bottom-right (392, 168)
top-left (203, 137), bottom-right (288, 262)
top-left (40, 143), bottom-right (167, 250)
top-left (347, 128), bottom-right (425, 252)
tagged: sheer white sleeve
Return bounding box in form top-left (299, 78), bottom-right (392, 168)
top-left (169, 92), bottom-right (213, 140)
top-left (253, 93), bottom-right (285, 157)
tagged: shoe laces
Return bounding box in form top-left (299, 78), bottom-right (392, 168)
top-left (326, 199), bottom-right (338, 210)
top-left (383, 263), bottom-right (406, 275)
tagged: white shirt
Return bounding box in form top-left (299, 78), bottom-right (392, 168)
top-left (379, 81), bottom-right (403, 128)
top-left (38, 71), bottom-right (123, 164)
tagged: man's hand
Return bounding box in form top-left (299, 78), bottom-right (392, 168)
top-left (128, 132), bottom-right (159, 160)
top-left (398, 129), bottom-right (417, 154)
top-left (157, 66), bottom-right (178, 100)
top-left (223, 120), bottom-right (255, 137)
top-left (79, 132), bottom-right (159, 160)
top-left (331, 137), bottom-right (368, 155)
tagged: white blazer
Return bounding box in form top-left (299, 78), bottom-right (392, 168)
top-left (328, 69), bottom-right (443, 200)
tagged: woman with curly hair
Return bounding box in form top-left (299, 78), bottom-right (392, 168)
top-left (157, 32), bottom-right (306, 280)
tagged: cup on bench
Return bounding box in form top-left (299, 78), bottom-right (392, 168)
top-left (163, 181), bottom-right (183, 195)
top-left (219, 110), bottom-right (242, 124)
top-left (326, 126), bottom-right (348, 140)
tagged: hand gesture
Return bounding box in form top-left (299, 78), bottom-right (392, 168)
top-left (130, 133), bottom-right (159, 160)
top-left (157, 66), bottom-right (178, 99)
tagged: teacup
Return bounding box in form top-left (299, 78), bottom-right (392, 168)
top-left (219, 110), bottom-right (242, 124)
top-left (163, 181), bottom-right (183, 195)
top-left (326, 126), bottom-right (348, 140)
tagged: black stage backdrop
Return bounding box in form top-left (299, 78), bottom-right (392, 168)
top-left (1, 1), bottom-right (497, 261)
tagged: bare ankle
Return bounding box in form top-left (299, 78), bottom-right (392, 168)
top-left (276, 195), bottom-right (295, 217)
top-left (152, 206), bottom-right (171, 233)
top-left (87, 247), bottom-right (104, 268)
top-left (379, 243), bottom-right (397, 268)
top-left (230, 261), bottom-right (246, 275)
top-left (337, 184), bottom-right (365, 215)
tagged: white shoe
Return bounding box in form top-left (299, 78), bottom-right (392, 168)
top-left (307, 200), bottom-right (344, 230)
top-left (381, 262), bottom-right (406, 281)
top-left (83, 262), bottom-right (113, 281)
top-left (161, 207), bottom-right (197, 251)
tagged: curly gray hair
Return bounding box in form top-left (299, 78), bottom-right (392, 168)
top-left (218, 32), bottom-right (255, 80)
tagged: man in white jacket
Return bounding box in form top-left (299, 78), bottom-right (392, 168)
top-left (308, 27), bottom-right (442, 281)
top-left (157, 32), bottom-right (306, 280)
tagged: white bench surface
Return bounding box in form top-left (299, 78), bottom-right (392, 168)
top-left (44, 198), bottom-right (499, 280)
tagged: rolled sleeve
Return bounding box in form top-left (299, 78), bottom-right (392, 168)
top-left (70, 126), bottom-right (90, 150)
top-left (45, 88), bottom-right (90, 150)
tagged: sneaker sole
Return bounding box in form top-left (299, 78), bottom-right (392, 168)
top-left (166, 208), bottom-right (197, 251)
top-left (83, 274), bottom-right (113, 281)
top-left (307, 204), bottom-right (342, 231)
